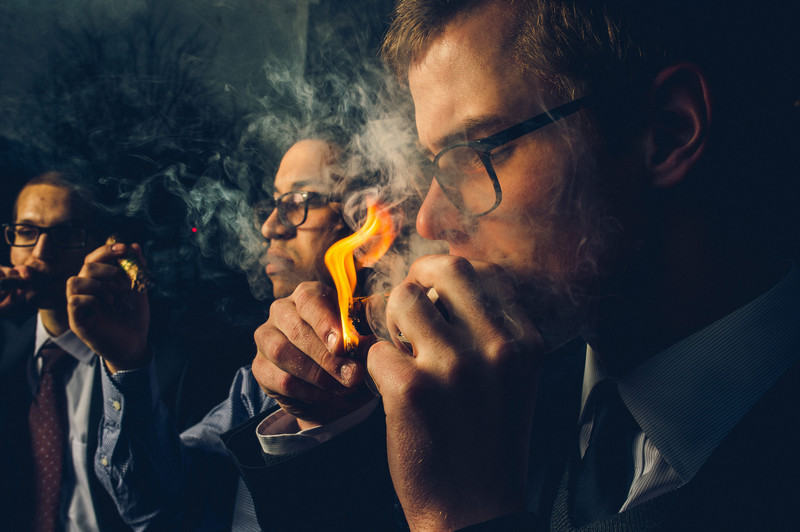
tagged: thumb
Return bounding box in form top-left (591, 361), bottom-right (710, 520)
top-left (366, 340), bottom-right (418, 402)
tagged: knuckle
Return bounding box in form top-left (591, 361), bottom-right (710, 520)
top-left (283, 314), bottom-right (311, 345)
top-left (481, 334), bottom-right (536, 381)
top-left (264, 334), bottom-right (292, 366)
top-left (268, 297), bottom-right (291, 318)
top-left (441, 254), bottom-right (475, 278)
top-left (485, 336), bottom-right (517, 366)
top-left (312, 345), bottom-right (336, 370)
top-left (388, 282), bottom-right (423, 312)
top-left (66, 276), bottom-right (78, 295)
top-left (253, 323), bottom-right (268, 346)
top-left (274, 371), bottom-right (296, 395)
top-left (253, 322), bottom-right (276, 353)
top-left (482, 261), bottom-right (506, 277)
top-left (291, 281), bottom-right (320, 307)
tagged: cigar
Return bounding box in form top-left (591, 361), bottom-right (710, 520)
top-left (349, 287), bottom-right (450, 346)
top-left (349, 293), bottom-right (387, 337)
top-left (106, 235), bottom-right (154, 292)
top-left (0, 277), bottom-right (27, 292)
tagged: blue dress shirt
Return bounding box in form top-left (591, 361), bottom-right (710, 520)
top-left (96, 362), bottom-right (276, 531)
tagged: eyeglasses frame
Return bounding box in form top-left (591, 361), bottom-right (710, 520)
top-left (255, 190), bottom-right (338, 229)
top-left (429, 95), bottom-right (591, 217)
top-left (2, 223), bottom-right (88, 249)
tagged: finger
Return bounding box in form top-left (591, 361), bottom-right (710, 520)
top-left (84, 241), bottom-right (147, 269)
top-left (0, 268), bottom-right (35, 306)
top-left (403, 255), bottom-right (543, 359)
top-left (77, 261), bottom-right (132, 291)
top-left (366, 339), bottom-right (421, 408)
top-left (0, 275), bottom-right (23, 299)
top-left (0, 266), bottom-right (33, 290)
top-left (8, 265), bottom-right (34, 280)
top-left (83, 242), bottom-right (127, 266)
top-left (404, 255), bottom-right (496, 331)
top-left (0, 291), bottom-right (15, 309)
top-left (125, 243), bottom-right (148, 267)
top-left (252, 350), bottom-right (344, 405)
top-left (67, 275), bottom-right (118, 307)
top-left (67, 293), bottom-right (100, 333)
top-left (254, 320), bottom-right (350, 394)
top-left (385, 281), bottom-right (453, 358)
top-left (280, 282), bottom-right (363, 386)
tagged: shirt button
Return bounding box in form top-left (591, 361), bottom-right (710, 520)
top-left (100, 456), bottom-right (109, 467)
top-left (112, 400), bottom-right (121, 411)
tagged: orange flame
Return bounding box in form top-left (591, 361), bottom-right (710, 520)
top-left (324, 201), bottom-right (397, 351)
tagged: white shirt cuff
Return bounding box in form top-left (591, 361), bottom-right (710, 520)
top-left (255, 397), bottom-right (380, 455)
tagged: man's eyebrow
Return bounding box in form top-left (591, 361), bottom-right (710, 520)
top-left (422, 114), bottom-right (512, 157)
top-left (274, 179), bottom-right (325, 195)
top-left (14, 218), bottom-right (78, 226)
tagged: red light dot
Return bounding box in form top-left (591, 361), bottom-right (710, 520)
top-left (192, 227), bottom-right (197, 233)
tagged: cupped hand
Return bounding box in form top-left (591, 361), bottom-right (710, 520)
top-left (67, 242), bottom-right (150, 373)
top-left (0, 265), bottom-right (38, 313)
top-left (251, 281), bottom-right (373, 428)
top-left (367, 254), bottom-right (547, 530)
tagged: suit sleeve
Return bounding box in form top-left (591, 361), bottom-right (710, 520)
top-left (223, 403), bottom-right (401, 531)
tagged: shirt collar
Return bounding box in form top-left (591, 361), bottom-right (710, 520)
top-left (34, 313), bottom-right (96, 365)
top-left (584, 263), bottom-right (800, 482)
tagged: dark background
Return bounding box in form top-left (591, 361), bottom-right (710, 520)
top-left (0, 0), bottom-right (395, 427)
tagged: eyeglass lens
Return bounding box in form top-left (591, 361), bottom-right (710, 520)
top-left (426, 97), bottom-right (588, 217)
top-left (435, 148), bottom-right (498, 215)
top-left (4, 224), bottom-right (86, 248)
top-left (253, 192), bottom-right (313, 229)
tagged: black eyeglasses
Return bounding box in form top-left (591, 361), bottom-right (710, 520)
top-left (254, 190), bottom-right (336, 229)
top-left (2, 223), bottom-right (87, 249)
top-left (421, 96), bottom-right (590, 217)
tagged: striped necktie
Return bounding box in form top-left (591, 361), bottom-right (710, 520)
top-left (29, 342), bottom-right (74, 532)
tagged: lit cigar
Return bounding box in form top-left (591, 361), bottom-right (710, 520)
top-left (106, 235), bottom-right (154, 292)
top-left (349, 287), bottom-right (449, 348)
top-left (0, 277), bottom-right (27, 292)
top-left (349, 293), bottom-right (388, 337)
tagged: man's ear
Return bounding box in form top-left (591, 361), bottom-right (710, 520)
top-left (644, 63), bottom-right (712, 188)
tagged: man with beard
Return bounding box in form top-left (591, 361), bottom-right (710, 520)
top-left (228, 0), bottom-right (800, 530)
top-left (68, 138), bottom-right (378, 530)
top-left (0, 171), bottom-right (133, 531)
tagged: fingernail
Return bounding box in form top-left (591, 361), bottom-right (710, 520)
top-left (112, 243), bottom-right (125, 252)
top-left (339, 361), bottom-right (357, 386)
top-left (326, 331), bottom-right (337, 353)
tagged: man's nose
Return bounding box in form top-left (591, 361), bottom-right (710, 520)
top-left (261, 208), bottom-right (293, 240)
top-left (416, 179), bottom-right (464, 241)
top-left (31, 232), bottom-right (57, 261)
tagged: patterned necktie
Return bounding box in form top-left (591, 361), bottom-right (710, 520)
top-left (29, 342), bottom-right (74, 532)
top-left (572, 380), bottom-right (640, 525)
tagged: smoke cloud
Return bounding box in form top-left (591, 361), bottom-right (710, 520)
top-left (0, 0), bottom-right (443, 326)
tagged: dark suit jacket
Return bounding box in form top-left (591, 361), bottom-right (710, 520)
top-left (0, 314), bottom-right (132, 531)
top-left (224, 401), bottom-right (399, 532)
top-left (0, 314), bottom-right (36, 530)
top-left (225, 336), bottom-right (800, 531)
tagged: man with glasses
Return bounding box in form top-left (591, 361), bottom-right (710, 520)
top-left (66, 138), bottom-right (374, 530)
top-left (235, 0), bottom-right (800, 530)
top-left (0, 170), bottom-right (134, 530)
top-left (255, 141), bottom-right (349, 300)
